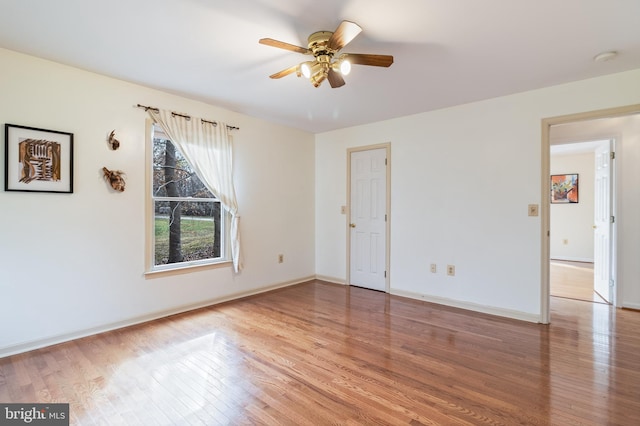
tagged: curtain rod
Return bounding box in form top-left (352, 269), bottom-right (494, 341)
top-left (136, 104), bottom-right (239, 131)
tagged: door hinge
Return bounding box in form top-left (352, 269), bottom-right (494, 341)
top-left (384, 271), bottom-right (387, 278)
top-left (385, 158), bottom-right (387, 166)
top-left (610, 215), bottom-right (615, 224)
top-left (609, 279), bottom-right (615, 287)
top-left (610, 151), bottom-right (615, 160)
top-left (385, 214), bottom-right (387, 222)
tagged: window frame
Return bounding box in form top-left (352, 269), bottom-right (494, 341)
top-left (145, 120), bottom-right (231, 276)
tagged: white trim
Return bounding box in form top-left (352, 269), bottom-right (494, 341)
top-left (315, 275), bottom-right (347, 285)
top-left (541, 119), bottom-right (551, 324)
top-left (391, 289), bottom-right (540, 323)
top-left (0, 276), bottom-right (315, 359)
top-left (550, 257), bottom-right (594, 263)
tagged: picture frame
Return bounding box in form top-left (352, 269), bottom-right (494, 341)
top-left (4, 124), bottom-right (74, 193)
top-left (550, 173), bottom-right (578, 204)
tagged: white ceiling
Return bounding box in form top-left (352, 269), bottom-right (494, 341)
top-left (1, 0), bottom-right (639, 133)
top-left (550, 140), bottom-right (607, 155)
top-left (550, 113), bottom-right (640, 154)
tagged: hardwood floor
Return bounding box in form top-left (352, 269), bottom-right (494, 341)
top-left (1, 281), bottom-right (639, 425)
top-left (550, 260), bottom-right (607, 304)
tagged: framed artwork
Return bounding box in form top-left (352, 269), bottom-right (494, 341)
top-left (550, 173), bottom-right (578, 204)
top-left (4, 124), bottom-right (74, 193)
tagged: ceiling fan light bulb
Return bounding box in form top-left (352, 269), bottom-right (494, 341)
top-left (340, 59), bottom-right (351, 75)
top-left (300, 62), bottom-right (312, 79)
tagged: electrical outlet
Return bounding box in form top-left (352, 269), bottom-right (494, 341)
top-left (563, 239), bottom-right (569, 245)
top-left (447, 265), bottom-right (455, 276)
top-left (430, 264), bottom-right (437, 273)
top-left (278, 254), bottom-right (284, 263)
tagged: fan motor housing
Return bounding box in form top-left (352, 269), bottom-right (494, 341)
top-left (308, 31), bottom-right (334, 56)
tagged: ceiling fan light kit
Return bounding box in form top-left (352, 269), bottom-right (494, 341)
top-left (259, 20), bottom-right (393, 88)
top-left (338, 58), bottom-right (352, 76)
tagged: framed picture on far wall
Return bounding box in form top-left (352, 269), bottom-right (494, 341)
top-left (4, 124), bottom-right (74, 193)
top-left (550, 173), bottom-right (578, 204)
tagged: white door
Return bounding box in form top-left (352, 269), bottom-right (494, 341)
top-left (349, 148), bottom-right (387, 291)
top-left (593, 141), bottom-right (613, 303)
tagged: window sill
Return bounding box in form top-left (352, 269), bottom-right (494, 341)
top-left (145, 260), bottom-right (232, 278)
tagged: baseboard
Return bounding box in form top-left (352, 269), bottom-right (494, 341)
top-left (550, 256), bottom-right (594, 263)
top-left (0, 275), bottom-right (315, 359)
top-left (390, 289), bottom-right (540, 323)
top-left (315, 275), bottom-right (346, 285)
top-left (622, 302), bottom-right (640, 311)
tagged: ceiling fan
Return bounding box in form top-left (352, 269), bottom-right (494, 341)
top-left (259, 20), bottom-right (394, 88)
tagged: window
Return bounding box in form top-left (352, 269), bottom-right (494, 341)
top-left (148, 124), bottom-right (225, 271)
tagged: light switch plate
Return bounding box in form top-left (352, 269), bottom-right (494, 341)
top-left (528, 204), bottom-right (539, 217)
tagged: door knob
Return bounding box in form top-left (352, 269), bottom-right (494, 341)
top-left (593, 225), bottom-right (597, 229)
top-left (350, 223), bottom-right (356, 228)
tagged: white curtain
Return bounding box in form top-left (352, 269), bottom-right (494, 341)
top-left (148, 109), bottom-right (242, 272)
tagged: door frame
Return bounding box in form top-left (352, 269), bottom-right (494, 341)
top-left (346, 143), bottom-right (391, 292)
top-left (540, 104), bottom-right (640, 323)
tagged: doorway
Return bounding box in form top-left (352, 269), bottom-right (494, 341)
top-left (346, 144), bottom-right (391, 292)
top-left (540, 105), bottom-right (640, 323)
top-left (549, 139), bottom-right (613, 304)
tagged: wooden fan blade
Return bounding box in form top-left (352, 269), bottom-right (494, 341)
top-left (327, 68), bottom-right (346, 88)
top-left (259, 38), bottom-right (310, 55)
top-left (343, 53), bottom-right (394, 67)
top-left (328, 21), bottom-right (362, 51)
top-left (269, 65), bottom-right (298, 79)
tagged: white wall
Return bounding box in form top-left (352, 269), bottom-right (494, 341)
top-left (0, 48), bottom-right (316, 356)
top-left (316, 68), bottom-right (640, 319)
top-left (550, 152), bottom-right (595, 262)
top-left (550, 115), bottom-right (640, 309)
top-left (2, 48), bottom-right (638, 356)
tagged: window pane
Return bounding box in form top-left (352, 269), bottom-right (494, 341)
top-left (152, 138), bottom-right (215, 199)
top-left (154, 200), bottom-right (222, 266)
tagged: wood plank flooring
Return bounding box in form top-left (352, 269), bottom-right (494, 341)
top-left (1, 281), bottom-right (639, 425)
top-left (550, 260), bottom-right (606, 303)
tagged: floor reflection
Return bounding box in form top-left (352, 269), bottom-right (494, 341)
top-left (92, 331), bottom-right (246, 424)
top-left (548, 297), bottom-right (628, 424)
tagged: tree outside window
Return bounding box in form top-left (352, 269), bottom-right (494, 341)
top-left (152, 130), bottom-right (222, 267)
